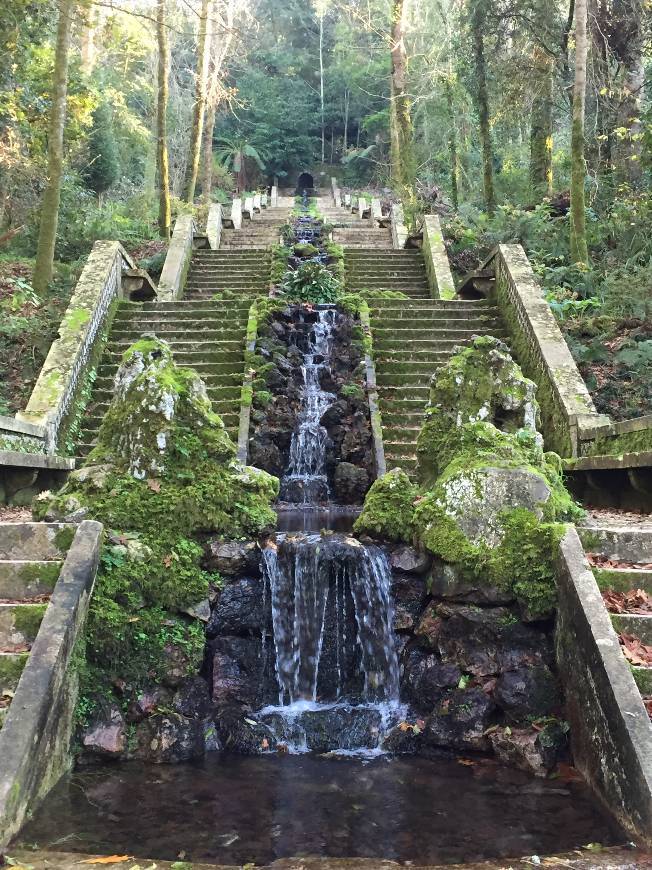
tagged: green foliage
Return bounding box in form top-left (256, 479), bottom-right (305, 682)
top-left (83, 103), bottom-right (120, 197)
top-left (354, 468), bottom-right (418, 542)
top-left (280, 261), bottom-right (342, 304)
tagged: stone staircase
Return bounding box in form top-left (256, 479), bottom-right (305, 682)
top-left (76, 243), bottom-right (275, 459)
top-left (346, 249), bottom-right (430, 296)
top-left (0, 523), bottom-right (72, 728)
top-left (221, 205), bottom-right (293, 249)
top-left (579, 522), bottom-right (652, 702)
top-left (369, 296), bottom-right (506, 476)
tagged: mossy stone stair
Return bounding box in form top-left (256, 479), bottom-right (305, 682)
top-left (345, 249), bottom-right (430, 296)
top-left (0, 523), bottom-right (72, 728)
top-left (368, 296), bottom-right (507, 476)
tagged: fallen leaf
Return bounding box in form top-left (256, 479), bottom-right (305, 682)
top-left (261, 737), bottom-right (270, 750)
top-left (619, 632), bottom-right (652, 666)
top-left (81, 856), bottom-right (133, 865)
top-left (162, 554), bottom-right (173, 568)
top-left (147, 479), bottom-right (161, 493)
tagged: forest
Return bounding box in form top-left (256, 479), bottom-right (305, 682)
top-left (0, 0), bottom-right (650, 422)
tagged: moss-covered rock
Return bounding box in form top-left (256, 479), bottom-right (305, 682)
top-left (354, 468), bottom-right (418, 542)
top-left (35, 337), bottom-right (278, 710)
top-left (359, 338), bottom-right (582, 621)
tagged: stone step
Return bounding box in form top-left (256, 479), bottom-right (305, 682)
top-left (376, 373), bottom-right (434, 387)
top-left (380, 411), bottom-right (426, 426)
top-left (0, 602), bottom-right (48, 651)
top-left (383, 456), bottom-right (417, 475)
top-left (94, 368), bottom-right (244, 391)
top-left (0, 559), bottom-right (62, 599)
top-left (0, 652), bottom-right (28, 693)
top-left (374, 326), bottom-right (507, 341)
top-left (382, 441), bottom-right (418, 458)
top-left (111, 317), bottom-right (248, 332)
top-left (578, 526), bottom-right (652, 563)
top-left (374, 338), bottom-right (498, 352)
top-left (592, 567), bottom-right (652, 594)
top-left (107, 339), bottom-right (244, 355)
top-left (611, 613), bottom-right (652, 645)
top-left (126, 300), bottom-right (254, 312)
top-left (191, 254), bottom-right (271, 263)
top-left (110, 328), bottom-right (245, 342)
top-left (633, 666), bottom-right (652, 695)
top-left (370, 302), bottom-right (495, 311)
top-left (348, 281), bottom-right (430, 289)
top-left (0, 525), bottom-right (73, 562)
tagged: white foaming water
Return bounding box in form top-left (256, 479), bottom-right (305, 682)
top-left (281, 309), bottom-right (337, 504)
top-left (259, 533), bottom-right (403, 754)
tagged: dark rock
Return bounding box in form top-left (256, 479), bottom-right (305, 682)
top-left (401, 646), bottom-right (460, 711)
top-left (489, 722), bottom-right (568, 777)
top-left (493, 665), bottom-right (562, 722)
top-left (426, 688), bottom-right (495, 752)
top-left (381, 722), bottom-right (424, 754)
top-left (300, 705), bottom-right (382, 752)
top-left (390, 546), bottom-right (432, 575)
top-left (414, 607), bottom-right (444, 649)
top-left (391, 574), bottom-right (428, 631)
top-left (206, 577), bottom-right (266, 637)
top-left (173, 676), bottom-right (213, 719)
top-left (215, 704), bottom-right (276, 754)
top-left (203, 540), bottom-right (260, 576)
top-left (428, 561), bottom-right (514, 605)
top-left (333, 462), bottom-right (369, 504)
top-left (211, 635), bottom-right (277, 708)
top-left (436, 604), bottom-right (552, 677)
top-left (134, 713), bottom-right (207, 763)
top-left (82, 702), bottom-right (126, 758)
top-left (126, 686), bottom-right (170, 723)
top-left (248, 440), bottom-right (285, 477)
top-left (161, 642), bottom-right (193, 688)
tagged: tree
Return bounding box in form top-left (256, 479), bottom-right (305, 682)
top-left (529, 44), bottom-right (554, 197)
top-left (156, 0), bottom-right (171, 240)
top-left (468, 0), bottom-right (495, 215)
top-left (184, 0), bottom-right (213, 203)
top-left (389, 0), bottom-right (416, 201)
top-left (215, 136), bottom-right (266, 192)
top-left (84, 103), bottom-right (119, 200)
top-left (33, 0), bottom-right (75, 294)
top-left (570, 0), bottom-right (589, 265)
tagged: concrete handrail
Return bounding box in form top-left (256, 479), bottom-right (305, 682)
top-left (359, 302), bottom-right (386, 477)
top-left (578, 414), bottom-right (652, 458)
top-left (0, 520), bottom-right (103, 848)
top-left (483, 244), bottom-right (609, 457)
top-left (253, 193), bottom-right (262, 213)
top-left (270, 186), bottom-right (278, 207)
top-left (390, 203), bottom-right (408, 249)
top-left (331, 176), bottom-right (342, 208)
top-left (422, 215), bottom-right (455, 300)
top-left (206, 203), bottom-right (223, 250)
top-left (555, 526), bottom-right (652, 841)
top-left (17, 241), bottom-right (136, 451)
top-left (157, 214), bottom-right (194, 302)
top-left (243, 196), bottom-right (254, 220)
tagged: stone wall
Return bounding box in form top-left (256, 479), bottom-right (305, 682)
top-left (0, 520), bottom-right (103, 849)
top-left (422, 215), bottom-right (456, 300)
top-left (158, 214), bottom-right (194, 301)
top-left (555, 527), bottom-right (652, 841)
top-left (491, 245), bottom-right (609, 457)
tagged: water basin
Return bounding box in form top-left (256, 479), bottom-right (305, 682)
top-left (276, 506), bottom-right (360, 532)
top-left (16, 754), bottom-right (624, 866)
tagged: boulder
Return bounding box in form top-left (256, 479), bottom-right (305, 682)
top-left (401, 646), bottom-right (460, 711)
top-left (215, 704), bottom-right (276, 754)
top-left (493, 665), bottom-right (562, 722)
top-left (390, 574), bottom-right (428, 631)
top-left (203, 540), bottom-right (260, 576)
top-left (126, 686), bottom-right (170, 723)
top-left (489, 723), bottom-right (568, 777)
top-left (428, 560), bottom-right (514, 605)
top-left (211, 635), bottom-right (277, 708)
top-left (134, 713), bottom-right (207, 763)
top-left (82, 702), bottom-right (126, 758)
top-left (161, 642), bottom-right (194, 688)
top-left (300, 705), bottom-right (382, 752)
top-left (426, 688), bottom-right (495, 752)
top-left (390, 546), bottom-right (431, 575)
top-left (333, 462), bottom-right (370, 504)
top-left (206, 577), bottom-right (266, 637)
top-left (173, 676), bottom-right (213, 719)
top-left (414, 607), bottom-right (443, 649)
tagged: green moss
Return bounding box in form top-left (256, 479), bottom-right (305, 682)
top-left (354, 468), bottom-right (418, 542)
top-left (12, 603), bottom-right (47, 640)
top-left (341, 384), bottom-right (364, 400)
top-left (585, 427), bottom-right (652, 458)
top-left (54, 526), bottom-right (76, 553)
top-left (0, 653), bottom-right (28, 690)
top-left (18, 561), bottom-right (60, 590)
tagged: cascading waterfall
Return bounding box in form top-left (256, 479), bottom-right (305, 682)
top-left (279, 308), bottom-right (337, 505)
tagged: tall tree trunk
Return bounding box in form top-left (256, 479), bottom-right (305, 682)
top-left (33, 0), bottom-right (75, 294)
top-left (184, 0), bottom-right (212, 203)
top-left (80, 5), bottom-right (98, 75)
top-left (530, 46), bottom-right (554, 197)
top-left (343, 88), bottom-right (349, 153)
top-left (390, 0), bottom-right (416, 202)
top-left (319, 10), bottom-right (325, 163)
top-left (570, 0), bottom-right (589, 265)
top-left (469, 0), bottom-right (495, 215)
top-left (437, 0), bottom-right (458, 209)
top-left (156, 0), bottom-right (171, 240)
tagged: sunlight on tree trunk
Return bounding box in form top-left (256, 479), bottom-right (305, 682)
top-left (33, 0), bottom-right (75, 294)
top-left (185, 0), bottom-right (213, 203)
top-left (613, 0), bottom-right (645, 186)
top-left (469, 0), bottom-right (495, 216)
top-left (436, 0), bottom-right (458, 210)
top-left (390, 0), bottom-right (416, 206)
top-left (570, 0), bottom-right (589, 265)
top-left (156, 0), bottom-right (171, 241)
top-left (530, 45), bottom-right (554, 198)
